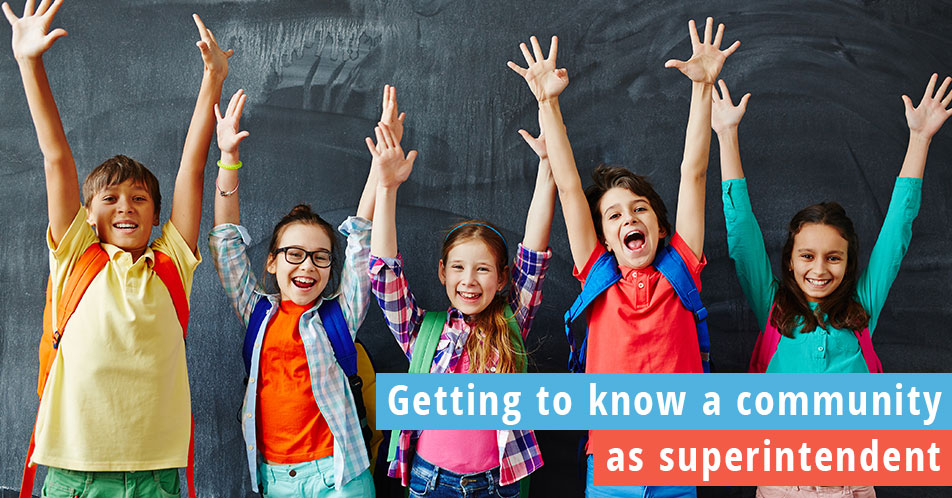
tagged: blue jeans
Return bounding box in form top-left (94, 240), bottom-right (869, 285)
top-left (408, 454), bottom-right (521, 498)
top-left (586, 455), bottom-right (695, 498)
top-left (258, 457), bottom-right (374, 498)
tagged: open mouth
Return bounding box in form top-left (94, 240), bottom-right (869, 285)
top-left (623, 230), bottom-right (646, 252)
top-left (805, 277), bottom-right (832, 288)
top-left (291, 276), bottom-right (316, 290)
top-left (458, 290), bottom-right (481, 302)
top-left (113, 222), bottom-right (138, 233)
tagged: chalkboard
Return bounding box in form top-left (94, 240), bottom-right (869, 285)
top-left (1, 1), bottom-right (950, 497)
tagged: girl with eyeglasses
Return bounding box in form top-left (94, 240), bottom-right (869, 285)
top-left (209, 86), bottom-right (407, 497)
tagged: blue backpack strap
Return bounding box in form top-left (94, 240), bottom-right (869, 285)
top-left (653, 244), bottom-right (711, 373)
top-left (563, 251), bottom-right (622, 373)
top-left (243, 297), bottom-right (274, 374)
top-left (319, 299), bottom-right (358, 376)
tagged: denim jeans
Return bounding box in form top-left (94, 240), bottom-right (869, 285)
top-left (408, 454), bottom-right (521, 498)
top-left (585, 455), bottom-right (696, 498)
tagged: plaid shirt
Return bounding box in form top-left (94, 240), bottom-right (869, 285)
top-left (209, 217), bottom-right (372, 491)
top-left (369, 243), bottom-right (551, 486)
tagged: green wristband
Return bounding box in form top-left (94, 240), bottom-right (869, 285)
top-left (217, 160), bottom-right (242, 170)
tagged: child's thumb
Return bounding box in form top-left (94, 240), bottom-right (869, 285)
top-left (406, 150), bottom-right (419, 165)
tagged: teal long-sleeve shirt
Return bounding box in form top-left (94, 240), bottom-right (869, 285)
top-left (722, 177), bottom-right (921, 373)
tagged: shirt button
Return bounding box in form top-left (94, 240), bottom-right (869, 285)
top-left (818, 347), bottom-right (824, 352)
top-left (289, 470), bottom-right (297, 477)
top-left (249, 378), bottom-right (254, 383)
top-left (248, 445), bottom-right (254, 450)
top-left (638, 282), bottom-right (644, 289)
top-left (246, 413), bottom-right (252, 418)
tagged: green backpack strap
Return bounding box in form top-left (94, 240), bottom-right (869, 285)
top-left (388, 311), bottom-right (447, 462)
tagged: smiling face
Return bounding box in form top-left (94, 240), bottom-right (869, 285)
top-left (438, 239), bottom-right (507, 316)
top-left (85, 179), bottom-right (160, 260)
top-left (598, 187), bottom-right (667, 269)
top-left (266, 222), bottom-right (333, 306)
top-left (789, 223), bottom-right (848, 302)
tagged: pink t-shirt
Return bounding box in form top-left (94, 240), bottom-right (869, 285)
top-left (575, 233), bottom-right (706, 374)
top-left (415, 350), bottom-right (499, 473)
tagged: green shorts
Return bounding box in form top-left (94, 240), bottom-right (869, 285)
top-left (42, 467), bottom-right (180, 498)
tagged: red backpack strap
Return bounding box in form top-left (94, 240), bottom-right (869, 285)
top-left (151, 250), bottom-right (195, 498)
top-left (854, 328), bottom-right (883, 373)
top-left (24, 244), bottom-right (109, 498)
top-left (748, 305), bottom-right (783, 373)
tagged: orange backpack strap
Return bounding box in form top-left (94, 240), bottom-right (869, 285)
top-left (24, 244), bottom-right (109, 498)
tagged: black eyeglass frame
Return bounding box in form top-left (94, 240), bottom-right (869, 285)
top-left (273, 246), bottom-right (333, 268)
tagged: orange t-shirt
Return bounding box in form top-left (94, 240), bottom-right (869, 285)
top-left (574, 233), bottom-right (706, 374)
top-left (256, 300), bottom-right (334, 463)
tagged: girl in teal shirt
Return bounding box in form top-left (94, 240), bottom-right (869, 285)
top-left (711, 75), bottom-right (951, 497)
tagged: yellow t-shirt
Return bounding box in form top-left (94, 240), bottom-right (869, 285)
top-left (32, 207), bottom-right (200, 471)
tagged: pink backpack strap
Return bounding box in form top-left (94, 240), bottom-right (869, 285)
top-left (854, 328), bottom-right (883, 373)
top-left (748, 306), bottom-right (782, 373)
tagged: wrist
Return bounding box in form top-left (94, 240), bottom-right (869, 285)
top-left (220, 151), bottom-right (240, 165)
top-left (908, 131), bottom-right (933, 145)
top-left (203, 67), bottom-right (228, 82)
top-left (715, 127), bottom-right (739, 138)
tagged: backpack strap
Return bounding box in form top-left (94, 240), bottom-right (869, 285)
top-left (563, 251), bottom-right (621, 373)
top-left (749, 306), bottom-right (783, 373)
top-left (319, 299), bottom-right (375, 456)
top-left (388, 311), bottom-right (446, 463)
top-left (243, 298), bottom-right (274, 374)
top-left (854, 328), bottom-right (883, 373)
top-left (152, 251), bottom-right (189, 335)
top-left (652, 245), bottom-right (711, 373)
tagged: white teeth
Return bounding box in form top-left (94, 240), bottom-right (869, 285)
top-left (806, 278), bottom-right (831, 286)
top-left (459, 291), bottom-right (480, 299)
top-left (292, 277), bottom-right (316, 286)
top-left (114, 223), bottom-right (136, 229)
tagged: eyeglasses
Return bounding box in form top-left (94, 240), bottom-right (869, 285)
top-left (274, 247), bottom-right (332, 268)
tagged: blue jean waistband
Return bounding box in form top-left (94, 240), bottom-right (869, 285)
top-left (412, 454), bottom-right (503, 488)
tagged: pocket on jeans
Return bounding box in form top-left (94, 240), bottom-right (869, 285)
top-left (408, 465), bottom-right (431, 496)
top-left (495, 480), bottom-right (521, 498)
top-left (152, 470), bottom-right (181, 498)
top-left (42, 469), bottom-right (86, 498)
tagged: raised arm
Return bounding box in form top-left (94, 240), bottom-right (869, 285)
top-left (711, 79), bottom-right (751, 181)
top-left (899, 73), bottom-right (952, 179)
top-left (356, 85), bottom-right (407, 221)
top-left (213, 89), bottom-right (248, 226)
top-left (169, 14), bottom-right (232, 252)
top-left (517, 110), bottom-right (556, 252)
top-left (4, 0), bottom-right (77, 245)
top-left (509, 35), bottom-right (596, 271)
top-left (664, 17), bottom-right (740, 260)
top-left (369, 123), bottom-right (417, 259)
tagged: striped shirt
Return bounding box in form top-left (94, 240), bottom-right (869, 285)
top-left (369, 243), bottom-right (551, 485)
top-left (209, 217), bottom-right (372, 490)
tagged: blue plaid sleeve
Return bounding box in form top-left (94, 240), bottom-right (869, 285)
top-left (369, 253), bottom-right (426, 358)
top-left (209, 224), bottom-right (260, 328)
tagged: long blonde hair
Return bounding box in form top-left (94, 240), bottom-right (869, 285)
top-left (441, 221), bottom-right (525, 373)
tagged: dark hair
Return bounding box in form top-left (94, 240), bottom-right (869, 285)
top-left (441, 220), bottom-right (524, 373)
top-left (584, 164), bottom-right (671, 248)
top-left (263, 204), bottom-right (340, 299)
top-left (82, 155), bottom-right (161, 216)
top-left (772, 202), bottom-right (869, 337)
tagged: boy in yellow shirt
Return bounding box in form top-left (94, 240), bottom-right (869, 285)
top-left (3, 0), bottom-right (232, 495)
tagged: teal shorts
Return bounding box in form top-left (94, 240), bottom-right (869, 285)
top-left (258, 456), bottom-right (374, 498)
top-left (42, 467), bottom-right (180, 498)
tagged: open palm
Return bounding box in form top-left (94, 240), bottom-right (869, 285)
top-left (665, 17), bottom-right (739, 85)
top-left (903, 73), bottom-right (952, 140)
top-left (3, 0), bottom-right (67, 60)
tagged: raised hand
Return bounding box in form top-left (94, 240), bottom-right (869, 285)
top-left (903, 73), bottom-right (952, 140)
top-left (711, 79), bottom-right (750, 134)
top-left (193, 13), bottom-right (232, 77)
top-left (379, 84), bottom-right (406, 144)
top-left (507, 35), bottom-right (569, 102)
top-left (215, 88), bottom-right (249, 156)
top-left (665, 17), bottom-right (740, 85)
top-left (3, 0), bottom-right (67, 60)
top-left (366, 123), bottom-right (416, 189)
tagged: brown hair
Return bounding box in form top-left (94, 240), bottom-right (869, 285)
top-left (263, 204), bottom-right (340, 298)
top-left (441, 220), bottom-right (525, 373)
top-left (772, 202), bottom-right (869, 337)
top-left (584, 164), bottom-right (671, 248)
top-left (82, 155), bottom-right (161, 216)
